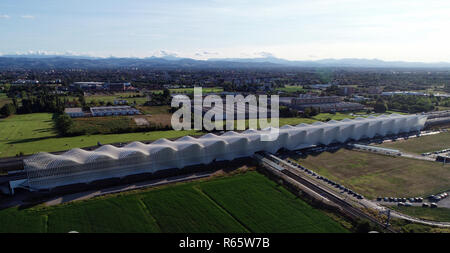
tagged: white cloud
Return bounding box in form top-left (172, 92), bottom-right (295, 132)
top-left (0, 14), bottom-right (10, 19)
top-left (20, 15), bottom-right (35, 19)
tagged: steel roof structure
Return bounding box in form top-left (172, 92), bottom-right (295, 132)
top-left (23, 114), bottom-right (427, 190)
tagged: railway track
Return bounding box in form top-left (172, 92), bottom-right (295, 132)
top-left (257, 153), bottom-right (397, 233)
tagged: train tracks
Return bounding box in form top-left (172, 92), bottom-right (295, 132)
top-left (255, 152), bottom-right (397, 233)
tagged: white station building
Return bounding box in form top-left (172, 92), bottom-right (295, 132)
top-left (20, 114), bottom-right (427, 191)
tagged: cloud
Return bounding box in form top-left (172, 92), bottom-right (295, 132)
top-left (20, 15), bottom-right (35, 19)
top-left (194, 51), bottom-right (219, 57)
top-left (255, 51), bottom-right (275, 58)
top-left (150, 50), bottom-right (179, 58)
top-left (0, 14), bottom-right (10, 19)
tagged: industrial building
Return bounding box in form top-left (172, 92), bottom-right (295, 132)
top-left (18, 114), bottom-right (427, 191)
top-left (64, 108), bottom-right (85, 118)
top-left (90, 106), bottom-right (140, 117)
top-left (289, 95), bottom-right (365, 113)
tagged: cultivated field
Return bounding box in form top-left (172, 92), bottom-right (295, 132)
top-left (377, 132), bottom-right (450, 154)
top-left (0, 172), bottom-right (348, 233)
top-left (291, 149), bottom-right (450, 199)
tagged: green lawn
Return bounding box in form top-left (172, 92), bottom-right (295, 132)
top-left (73, 93), bottom-right (148, 106)
top-left (292, 149), bottom-right (450, 199)
top-left (377, 132), bottom-right (450, 154)
top-left (0, 113), bottom-right (200, 158)
top-left (391, 206), bottom-right (450, 222)
top-left (0, 172), bottom-right (348, 233)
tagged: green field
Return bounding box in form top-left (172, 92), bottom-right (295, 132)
top-left (74, 92), bottom-right (148, 106)
top-left (377, 132), bottom-right (450, 154)
top-left (391, 206), bottom-right (450, 222)
top-left (0, 113), bottom-right (199, 158)
top-left (292, 149), bottom-right (450, 199)
top-left (276, 85), bottom-right (305, 93)
top-left (0, 172), bottom-right (348, 233)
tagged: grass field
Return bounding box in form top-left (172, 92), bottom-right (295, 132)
top-left (391, 206), bottom-right (450, 222)
top-left (377, 132), bottom-right (450, 154)
top-left (0, 172), bottom-right (348, 233)
top-left (291, 149), bottom-right (450, 199)
top-left (0, 113), bottom-right (199, 157)
top-left (77, 92), bottom-right (148, 106)
top-left (276, 85), bottom-right (305, 93)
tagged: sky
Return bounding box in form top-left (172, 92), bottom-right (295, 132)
top-left (1, 0), bottom-right (450, 62)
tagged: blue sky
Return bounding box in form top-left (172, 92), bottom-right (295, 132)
top-left (1, 0), bottom-right (450, 62)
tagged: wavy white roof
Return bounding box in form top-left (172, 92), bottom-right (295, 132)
top-left (24, 114), bottom-right (427, 189)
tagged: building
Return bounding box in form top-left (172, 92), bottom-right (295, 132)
top-left (11, 79), bottom-right (39, 86)
top-left (292, 95), bottom-right (342, 105)
top-left (19, 114), bottom-right (427, 191)
top-left (70, 82), bottom-right (134, 92)
top-left (90, 106), bottom-right (140, 117)
top-left (104, 82), bottom-right (133, 92)
top-left (290, 95), bottom-right (364, 112)
top-left (64, 108), bottom-right (85, 118)
top-left (368, 86), bottom-right (383, 95)
top-left (309, 84), bottom-right (332, 89)
top-left (381, 91), bottom-right (427, 96)
top-left (298, 102), bottom-right (365, 113)
top-left (339, 86), bottom-right (355, 96)
top-left (70, 82), bottom-right (104, 91)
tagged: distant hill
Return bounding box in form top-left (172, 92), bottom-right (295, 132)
top-left (1, 54), bottom-right (450, 70)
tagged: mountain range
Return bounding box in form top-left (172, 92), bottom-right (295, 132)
top-left (1, 54), bottom-right (450, 70)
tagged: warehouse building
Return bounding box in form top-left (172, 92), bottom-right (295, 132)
top-left (18, 114), bottom-right (427, 191)
top-left (289, 95), bottom-right (364, 112)
top-left (64, 108), bottom-right (85, 118)
top-left (90, 106), bottom-right (140, 116)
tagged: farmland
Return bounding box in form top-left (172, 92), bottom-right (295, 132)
top-left (0, 172), bottom-right (348, 233)
top-left (291, 149), bottom-right (450, 199)
top-left (377, 131), bottom-right (450, 154)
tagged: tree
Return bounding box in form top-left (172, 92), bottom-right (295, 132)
top-left (374, 98), bottom-right (387, 113)
top-left (54, 113), bottom-right (73, 136)
top-left (0, 103), bottom-right (16, 117)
